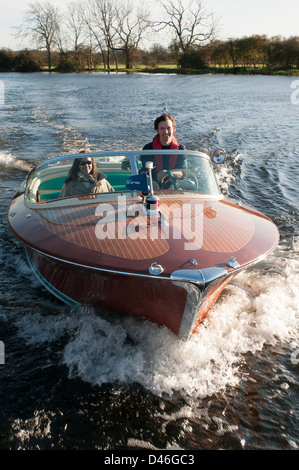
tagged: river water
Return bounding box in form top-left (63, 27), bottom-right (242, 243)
top-left (0, 72), bottom-right (298, 451)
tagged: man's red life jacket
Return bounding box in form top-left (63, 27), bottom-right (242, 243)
top-left (152, 134), bottom-right (179, 175)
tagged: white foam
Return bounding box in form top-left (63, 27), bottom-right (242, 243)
top-left (0, 152), bottom-right (31, 172)
top-left (215, 150), bottom-right (243, 194)
top-left (11, 247), bottom-right (299, 399)
top-left (61, 250), bottom-right (298, 397)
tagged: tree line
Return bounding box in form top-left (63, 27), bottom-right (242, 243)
top-left (0, 0), bottom-right (298, 73)
top-left (180, 35), bottom-right (299, 71)
top-left (9, 0), bottom-right (216, 71)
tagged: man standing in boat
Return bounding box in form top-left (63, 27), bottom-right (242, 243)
top-left (141, 113), bottom-right (187, 187)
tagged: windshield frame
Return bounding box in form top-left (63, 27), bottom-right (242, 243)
top-left (24, 150), bottom-right (222, 208)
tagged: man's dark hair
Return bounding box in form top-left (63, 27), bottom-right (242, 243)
top-left (154, 113), bottom-right (176, 130)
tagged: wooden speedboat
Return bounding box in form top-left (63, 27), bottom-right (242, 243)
top-left (8, 150), bottom-right (279, 340)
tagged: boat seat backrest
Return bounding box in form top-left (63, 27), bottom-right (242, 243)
top-left (37, 173), bottom-right (131, 201)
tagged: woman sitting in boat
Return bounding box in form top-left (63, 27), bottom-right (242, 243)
top-left (58, 152), bottom-right (114, 198)
top-left (141, 113), bottom-right (187, 187)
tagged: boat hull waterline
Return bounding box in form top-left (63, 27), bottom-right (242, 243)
top-left (8, 151), bottom-right (279, 340)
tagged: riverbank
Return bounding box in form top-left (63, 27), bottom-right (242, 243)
top-left (1, 63), bottom-right (299, 76)
top-left (45, 65), bottom-right (299, 76)
top-left (53, 63), bottom-right (299, 76)
top-left (145, 65), bottom-right (299, 76)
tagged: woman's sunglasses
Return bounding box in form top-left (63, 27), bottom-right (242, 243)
top-left (79, 160), bottom-right (92, 166)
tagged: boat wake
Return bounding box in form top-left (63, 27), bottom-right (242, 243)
top-left (0, 152), bottom-right (32, 172)
top-left (2, 143), bottom-right (297, 401)
top-left (214, 148), bottom-right (244, 195)
top-left (8, 241), bottom-right (299, 400)
top-left (30, 105), bottom-right (91, 154)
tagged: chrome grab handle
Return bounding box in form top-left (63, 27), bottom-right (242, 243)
top-left (149, 262), bottom-right (164, 275)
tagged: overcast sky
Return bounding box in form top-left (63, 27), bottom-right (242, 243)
top-left (0, 0), bottom-right (298, 49)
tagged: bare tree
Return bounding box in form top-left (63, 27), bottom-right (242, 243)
top-left (64, 2), bottom-right (89, 66)
top-left (18, 1), bottom-right (60, 70)
top-left (156, 0), bottom-right (217, 54)
top-left (84, 0), bottom-right (118, 71)
top-left (112, 1), bottom-right (150, 69)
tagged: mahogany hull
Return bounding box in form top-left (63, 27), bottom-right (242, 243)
top-left (8, 191), bottom-right (279, 339)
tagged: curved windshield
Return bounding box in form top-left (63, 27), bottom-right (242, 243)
top-left (25, 154), bottom-right (133, 204)
top-left (24, 151), bottom-right (221, 206)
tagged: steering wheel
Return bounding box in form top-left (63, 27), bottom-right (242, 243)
top-left (160, 170), bottom-right (199, 191)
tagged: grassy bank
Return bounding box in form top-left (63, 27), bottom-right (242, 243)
top-left (3, 62), bottom-right (299, 76)
top-left (129, 64), bottom-right (299, 76)
top-left (64, 64), bottom-right (299, 76)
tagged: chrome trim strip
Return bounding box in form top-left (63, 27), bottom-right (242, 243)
top-left (33, 149), bottom-right (212, 172)
top-left (171, 267), bottom-right (228, 340)
top-left (24, 245), bottom-right (171, 281)
top-left (25, 247), bottom-right (78, 306)
top-left (28, 242), bottom-right (260, 286)
top-left (26, 242), bottom-right (244, 286)
top-left (170, 267), bottom-right (227, 285)
top-left (174, 281), bottom-right (203, 340)
top-left (25, 242), bottom-right (269, 286)
top-left (24, 243), bottom-right (274, 340)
